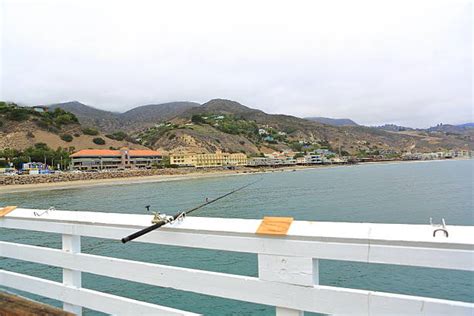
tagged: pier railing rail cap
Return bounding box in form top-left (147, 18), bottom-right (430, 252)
top-left (3, 208), bottom-right (474, 248)
top-left (1, 207), bottom-right (474, 315)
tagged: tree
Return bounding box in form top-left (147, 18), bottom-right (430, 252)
top-left (191, 115), bottom-right (205, 124)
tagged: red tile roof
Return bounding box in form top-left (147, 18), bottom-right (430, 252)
top-left (70, 149), bottom-right (161, 157)
top-left (128, 150), bottom-right (161, 157)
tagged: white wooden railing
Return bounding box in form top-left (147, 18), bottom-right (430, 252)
top-left (0, 208), bottom-right (473, 315)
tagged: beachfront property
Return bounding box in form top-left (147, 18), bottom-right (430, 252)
top-left (22, 162), bottom-right (50, 174)
top-left (402, 150), bottom-right (472, 161)
top-left (70, 148), bottom-right (162, 170)
top-left (170, 151), bottom-right (248, 168)
top-left (248, 151), bottom-right (346, 167)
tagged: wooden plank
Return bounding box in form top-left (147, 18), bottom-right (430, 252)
top-left (0, 291), bottom-right (73, 316)
top-left (62, 235), bottom-right (81, 315)
top-left (2, 218), bottom-right (472, 271)
top-left (1, 241), bottom-right (473, 315)
top-left (0, 270), bottom-right (198, 316)
top-left (5, 208), bottom-right (474, 247)
top-left (256, 217), bottom-right (293, 235)
top-left (0, 207), bottom-right (16, 218)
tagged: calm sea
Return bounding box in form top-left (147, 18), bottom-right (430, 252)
top-left (1, 159), bottom-right (473, 315)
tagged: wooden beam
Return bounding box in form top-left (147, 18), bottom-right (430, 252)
top-left (2, 216), bottom-right (472, 271)
top-left (0, 271), bottom-right (198, 316)
top-left (0, 291), bottom-right (73, 316)
top-left (0, 207), bottom-right (16, 218)
top-left (2, 241), bottom-right (472, 315)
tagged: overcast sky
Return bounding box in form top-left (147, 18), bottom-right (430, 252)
top-left (1, 0), bottom-right (472, 127)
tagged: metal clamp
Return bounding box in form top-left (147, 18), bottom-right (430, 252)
top-left (34, 207), bottom-right (55, 217)
top-left (433, 228), bottom-right (449, 237)
top-left (430, 218), bottom-right (448, 238)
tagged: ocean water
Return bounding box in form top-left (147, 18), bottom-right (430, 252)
top-left (0, 159), bottom-right (473, 315)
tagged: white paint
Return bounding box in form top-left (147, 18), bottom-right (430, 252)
top-left (259, 255), bottom-right (316, 315)
top-left (2, 208), bottom-right (473, 271)
top-left (62, 234), bottom-right (82, 315)
top-left (0, 270), bottom-right (198, 315)
top-left (6, 208), bottom-right (474, 246)
top-left (275, 307), bottom-right (303, 316)
top-left (0, 208), bottom-right (473, 315)
top-left (1, 241), bottom-right (472, 315)
top-left (258, 255), bottom-right (314, 287)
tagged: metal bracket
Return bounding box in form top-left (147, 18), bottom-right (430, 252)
top-left (34, 207), bottom-right (55, 217)
top-left (430, 217), bottom-right (448, 238)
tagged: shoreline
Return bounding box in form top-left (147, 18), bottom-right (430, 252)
top-left (0, 158), bottom-right (470, 194)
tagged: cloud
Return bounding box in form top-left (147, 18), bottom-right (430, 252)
top-left (1, 0), bottom-right (472, 127)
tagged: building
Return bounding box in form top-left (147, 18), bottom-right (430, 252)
top-left (247, 157), bottom-right (296, 167)
top-left (32, 106), bottom-right (49, 113)
top-left (70, 148), bottom-right (162, 170)
top-left (22, 162), bottom-right (50, 174)
top-left (170, 151), bottom-right (247, 168)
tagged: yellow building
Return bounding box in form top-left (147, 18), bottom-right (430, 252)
top-left (170, 151), bottom-right (247, 168)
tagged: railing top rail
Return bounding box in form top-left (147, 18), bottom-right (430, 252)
top-left (4, 208), bottom-right (473, 248)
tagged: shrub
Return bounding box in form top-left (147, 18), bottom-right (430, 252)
top-left (26, 131), bottom-right (35, 138)
top-left (168, 133), bottom-right (176, 140)
top-left (73, 133), bottom-right (80, 137)
top-left (60, 134), bottom-right (73, 142)
top-left (191, 115), bottom-right (206, 124)
top-left (6, 109), bottom-right (29, 121)
top-left (82, 127), bottom-right (99, 136)
top-left (35, 119), bottom-right (50, 130)
top-left (92, 137), bottom-right (105, 145)
top-left (55, 114), bottom-right (77, 125)
top-left (47, 126), bottom-right (60, 134)
top-left (105, 131), bottom-right (127, 141)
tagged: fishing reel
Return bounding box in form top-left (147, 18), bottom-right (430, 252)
top-left (146, 205), bottom-right (173, 224)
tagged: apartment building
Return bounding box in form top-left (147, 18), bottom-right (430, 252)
top-left (170, 151), bottom-right (247, 168)
top-left (70, 148), bottom-right (162, 170)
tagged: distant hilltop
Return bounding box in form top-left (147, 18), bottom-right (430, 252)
top-left (304, 117), bottom-right (359, 126)
top-left (49, 101), bottom-right (199, 132)
top-left (1, 99), bottom-right (473, 156)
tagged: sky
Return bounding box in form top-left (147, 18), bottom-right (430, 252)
top-left (0, 0), bottom-right (472, 128)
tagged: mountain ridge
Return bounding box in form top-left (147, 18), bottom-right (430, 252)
top-left (49, 101), bottom-right (199, 132)
top-left (304, 116), bottom-right (359, 126)
top-left (27, 99), bottom-right (473, 155)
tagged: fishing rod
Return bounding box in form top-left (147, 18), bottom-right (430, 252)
top-left (121, 178), bottom-right (261, 243)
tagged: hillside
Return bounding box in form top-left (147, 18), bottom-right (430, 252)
top-left (49, 101), bottom-right (199, 132)
top-left (48, 101), bottom-right (120, 132)
top-left (4, 100), bottom-right (472, 156)
top-left (138, 99), bottom-right (473, 155)
top-left (0, 102), bottom-right (145, 151)
top-left (426, 123), bottom-right (474, 134)
top-left (304, 117), bottom-right (359, 126)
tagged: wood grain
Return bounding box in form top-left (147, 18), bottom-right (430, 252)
top-left (256, 216), bottom-right (293, 235)
top-left (0, 291), bottom-right (73, 316)
top-left (0, 206), bottom-right (17, 217)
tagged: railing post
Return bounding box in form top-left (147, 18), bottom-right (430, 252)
top-left (62, 234), bottom-right (82, 315)
top-left (258, 254), bottom-right (319, 316)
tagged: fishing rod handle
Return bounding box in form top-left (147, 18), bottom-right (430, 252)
top-left (121, 220), bottom-right (167, 243)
